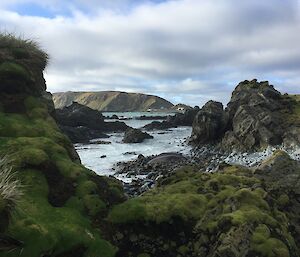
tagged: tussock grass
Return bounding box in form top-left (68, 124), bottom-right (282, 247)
top-left (0, 32), bottom-right (49, 69)
top-left (0, 156), bottom-right (23, 210)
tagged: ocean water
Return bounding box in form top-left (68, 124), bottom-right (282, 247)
top-left (75, 112), bottom-right (192, 180)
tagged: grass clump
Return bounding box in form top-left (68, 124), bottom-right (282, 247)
top-left (0, 156), bottom-right (23, 212)
top-left (0, 32), bottom-right (48, 69)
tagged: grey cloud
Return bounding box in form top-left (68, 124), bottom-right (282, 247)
top-left (0, 0), bottom-right (300, 106)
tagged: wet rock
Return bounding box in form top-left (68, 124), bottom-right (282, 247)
top-left (190, 101), bottom-right (227, 144)
top-left (54, 102), bottom-right (129, 143)
top-left (147, 153), bottom-right (187, 165)
top-left (123, 128), bottom-right (153, 143)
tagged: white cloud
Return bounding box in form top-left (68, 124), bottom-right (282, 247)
top-left (0, 0), bottom-right (300, 106)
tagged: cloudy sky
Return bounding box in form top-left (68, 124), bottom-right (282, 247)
top-left (1, 0), bottom-right (300, 106)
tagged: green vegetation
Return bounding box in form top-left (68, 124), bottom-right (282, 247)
top-left (0, 157), bottom-right (22, 213)
top-left (0, 98), bottom-right (121, 256)
top-left (251, 224), bottom-right (290, 257)
top-left (0, 99), bottom-right (120, 256)
top-left (0, 33), bottom-right (48, 69)
top-left (0, 34), bottom-right (121, 257)
top-left (109, 162), bottom-right (299, 256)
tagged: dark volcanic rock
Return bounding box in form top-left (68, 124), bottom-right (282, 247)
top-left (60, 125), bottom-right (109, 144)
top-left (167, 106), bottom-right (200, 126)
top-left (191, 101), bottom-right (227, 144)
top-left (143, 106), bottom-right (200, 130)
top-left (147, 152), bottom-right (187, 165)
top-left (55, 102), bottom-right (129, 143)
top-left (191, 79), bottom-right (300, 151)
top-left (55, 102), bottom-right (105, 130)
top-left (123, 128), bottom-right (153, 143)
top-left (136, 115), bottom-right (168, 120)
top-left (143, 120), bottom-right (176, 130)
top-left (103, 121), bottom-right (129, 132)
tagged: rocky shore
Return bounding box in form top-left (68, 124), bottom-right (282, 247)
top-left (1, 34), bottom-right (300, 257)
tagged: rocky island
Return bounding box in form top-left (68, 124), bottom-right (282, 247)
top-left (0, 34), bottom-right (299, 257)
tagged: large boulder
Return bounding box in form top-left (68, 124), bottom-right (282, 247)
top-left (191, 101), bottom-right (227, 144)
top-left (55, 102), bottom-right (129, 143)
top-left (123, 128), bottom-right (153, 143)
top-left (55, 102), bottom-right (105, 130)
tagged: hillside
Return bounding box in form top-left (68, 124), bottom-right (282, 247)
top-left (53, 91), bottom-right (174, 112)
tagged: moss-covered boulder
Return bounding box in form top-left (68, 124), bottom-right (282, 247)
top-left (0, 34), bottom-right (126, 257)
top-left (108, 155), bottom-right (300, 257)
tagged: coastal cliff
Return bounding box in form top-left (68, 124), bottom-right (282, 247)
top-left (53, 91), bottom-right (174, 112)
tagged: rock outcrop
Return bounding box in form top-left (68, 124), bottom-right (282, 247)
top-left (191, 79), bottom-right (300, 151)
top-left (143, 106), bottom-right (200, 130)
top-left (191, 101), bottom-right (227, 144)
top-left (55, 102), bottom-right (129, 143)
top-left (53, 91), bottom-right (174, 112)
top-left (123, 128), bottom-right (153, 143)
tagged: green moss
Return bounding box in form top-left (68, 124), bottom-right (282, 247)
top-left (0, 92), bottom-right (121, 256)
top-left (17, 148), bottom-right (49, 166)
top-left (251, 224), bottom-right (290, 257)
top-left (277, 194), bottom-right (290, 207)
top-left (178, 245), bottom-right (189, 255)
top-left (83, 195), bottom-right (106, 216)
top-left (0, 61), bottom-right (30, 81)
top-left (65, 196), bottom-right (85, 213)
top-left (108, 199), bottom-right (146, 224)
top-left (77, 181), bottom-right (98, 197)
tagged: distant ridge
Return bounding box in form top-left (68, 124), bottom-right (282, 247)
top-left (53, 91), bottom-right (174, 112)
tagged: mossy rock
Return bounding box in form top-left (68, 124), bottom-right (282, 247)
top-left (0, 86), bottom-right (122, 256)
top-left (109, 159), bottom-right (300, 256)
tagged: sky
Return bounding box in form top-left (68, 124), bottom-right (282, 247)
top-left (1, 0), bottom-right (300, 106)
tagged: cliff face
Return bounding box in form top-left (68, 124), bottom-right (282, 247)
top-left (53, 91), bottom-right (174, 112)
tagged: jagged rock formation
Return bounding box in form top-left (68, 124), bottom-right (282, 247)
top-left (123, 128), bottom-right (153, 143)
top-left (0, 34), bottom-right (125, 257)
top-left (108, 151), bottom-right (300, 257)
top-left (53, 91), bottom-right (174, 112)
top-left (55, 102), bottom-right (129, 143)
top-left (191, 79), bottom-right (300, 151)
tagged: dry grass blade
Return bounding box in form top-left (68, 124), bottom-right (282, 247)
top-left (0, 156), bottom-right (23, 209)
